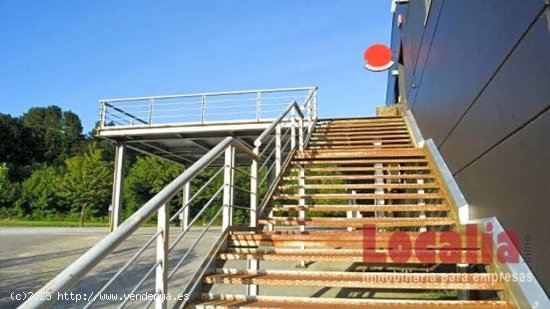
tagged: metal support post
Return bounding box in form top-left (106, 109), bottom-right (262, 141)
top-left (347, 190), bottom-right (357, 232)
top-left (180, 182), bottom-right (190, 231)
top-left (291, 111), bottom-right (296, 150)
top-left (250, 148), bottom-right (259, 228)
top-left (110, 141), bottom-right (126, 232)
top-left (298, 116), bottom-right (304, 151)
top-left (275, 124), bottom-right (282, 176)
top-left (229, 146), bottom-right (235, 227)
top-left (148, 98), bottom-right (154, 125)
top-left (201, 95), bottom-right (206, 124)
top-left (297, 164), bottom-right (307, 268)
top-left (418, 178), bottom-right (427, 232)
top-left (155, 203), bottom-right (169, 309)
top-left (374, 144), bottom-right (385, 232)
top-left (222, 146), bottom-right (234, 230)
top-left (256, 92), bottom-right (261, 121)
top-left (458, 264), bottom-right (470, 300)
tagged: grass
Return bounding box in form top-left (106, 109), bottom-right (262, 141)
top-left (0, 219), bottom-right (110, 227)
top-left (0, 219), bottom-right (206, 228)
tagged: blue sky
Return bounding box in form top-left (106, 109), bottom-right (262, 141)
top-left (0, 1), bottom-right (392, 132)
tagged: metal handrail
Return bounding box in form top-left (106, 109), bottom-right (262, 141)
top-left (100, 87), bottom-right (316, 103)
top-left (20, 136), bottom-right (259, 309)
top-left (254, 101), bottom-right (304, 147)
top-left (24, 86), bottom-right (318, 308)
top-left (98, 87), bottom-right (316, 128)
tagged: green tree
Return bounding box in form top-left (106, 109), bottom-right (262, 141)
top-left (19, 166), bottom-right (64, 218)
top-left (124, 156), bottom-right (183, 216)
top-left (0, 114), bottom-right (36, 172)
top-left (0, 163), bottom-right (19, 216)
top-left (21, 106), bottom-right (85, 165)
top-left (59, 144), bottom-right (112, 226)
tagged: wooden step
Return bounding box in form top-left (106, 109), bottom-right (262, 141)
top-left (310, 139), bottom-right (412, 145)
top-left (289, 166), bottom-right (431, 173)
top-left (295, 149), bottom-right (425, 159)
top-left (315, 123), bottom-right (406, 129)
top-left (311, 133), bottom-right (411, 140)
top-left (229, 231), bottom-right (481, 249)
top-left (291, 158), bottom-right (429, 165)
top-left (318, 117), bottom-right (403, 123)
top-left (279, 183), bottom-right (438, 190)
top-left (283, 174), bottom-right (436, 181)
top-left (259, 217), bottom-right (454, 228)
top-left (313, 129), bottom-right (410, 136)
top-left (273, 193), bottom-right (443, 200)
top-left (269, 204), bottom-right (448, 212)
top-left (204, 269), bottom-right (504, 290)
top-left (220, 248), bottom-right (486, 264)
top-left (195, 294), bottom-right (513, 309)
top-left (307, 144), bottom-right (414, 150)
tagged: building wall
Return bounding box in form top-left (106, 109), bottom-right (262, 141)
top-left (386, 0), bottom-right (550, 291)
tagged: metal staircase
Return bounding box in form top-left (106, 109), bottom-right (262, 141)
top-left (21, 89), bottom-right (547, 309)
top-left (189, 116), bottom-right (516, 308)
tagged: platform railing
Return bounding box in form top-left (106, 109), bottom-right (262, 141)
top-left (98, 87), bottom-right (316, 128)
top-left (22, 90), bottom-right (317, 309)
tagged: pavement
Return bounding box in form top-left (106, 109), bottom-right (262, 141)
top-left (0, 226), bottom-right (220, 309)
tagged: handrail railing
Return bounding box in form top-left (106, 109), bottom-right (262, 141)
top-left (23, 87), bottom-right (318, 308)
top-left (20, 137), bottom-right (259, 309)
top-left (98, 87), bottom-right (316, 128)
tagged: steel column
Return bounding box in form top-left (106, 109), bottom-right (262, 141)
top-left (180, 182), bottom-right (190, 231)
top-left (110, 141), bottom-right (126, 232)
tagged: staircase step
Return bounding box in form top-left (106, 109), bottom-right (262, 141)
top-left (220, 248), bottom-right (485, 264)
top-left (259, 217), bottom-right (454, 228)
top-left (195, 294), bottom-right (513, 309)
top-left (310, 139), bottom-right (412, 145)
top-left (315, 124), bottom-right (406, 130)
top-left (204, 269), bottom-right (504, 290)
top-left (312, 129), bottom-right (410, 135)
top-left (269, 204), bottom-right (448, 212)
top-left (295, 149), bottom-right (425, 159)
top-left (273, 193), bottom-right (443, 200)
top-left (311, 133), bottom-right (411, 140)
top-left (279, 183), bottom-right (438, 190)
top-left (229, 231), bottom-right (481, 249)
top-left (289, 166), bottom-right (430, 173)
top-left (318, 116), bottom-right (403, 123)
top-left (283, 174), bottom-right (435, 181)
top-left (307, 144), bottom-right (414, 150)
top-left (291, 158), bottom-right (429, 165)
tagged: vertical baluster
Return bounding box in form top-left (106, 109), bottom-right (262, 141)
top-left (201, 95), bottom-right (206, 124)
top-left (222, 146), bottom-right (234, 230)
top-left (180, 182), bottom-right (190, 231)
top-left (256, 92), bottom-right (262, 121)
top-left (248, 147), bottom-right (260, 296)
top-left (148, 98), bottom-right (155, 125)
top-left (155, 203), bottom-right (169, 309)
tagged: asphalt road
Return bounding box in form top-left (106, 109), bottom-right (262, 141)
top-left (0, 227), bottom-right (221, 309)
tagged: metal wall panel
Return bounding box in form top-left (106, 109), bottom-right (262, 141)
top-left (455, 109), bottom-right (550, 291)
top-left (440, 16), bottom-right (550, 172)
top-left (407, 0), bottom-right (444, 107)
top-left (401, 0), bottom-right (428, 96)
top-left (410, 0), bottom-right (543, 144)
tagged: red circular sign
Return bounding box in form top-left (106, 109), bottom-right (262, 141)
top-left (363, 44), bottom-right (393, 71)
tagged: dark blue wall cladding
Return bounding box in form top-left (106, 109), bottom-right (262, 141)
top-left (440, 16), bottom-right (550, 172)
top-left (455, 109), bottom-right (550, 291)
top-left (410, 0), bottom-right (543, 144)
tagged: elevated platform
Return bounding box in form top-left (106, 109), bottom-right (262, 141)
top-left (95, 87), bottom-right (316, 165)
